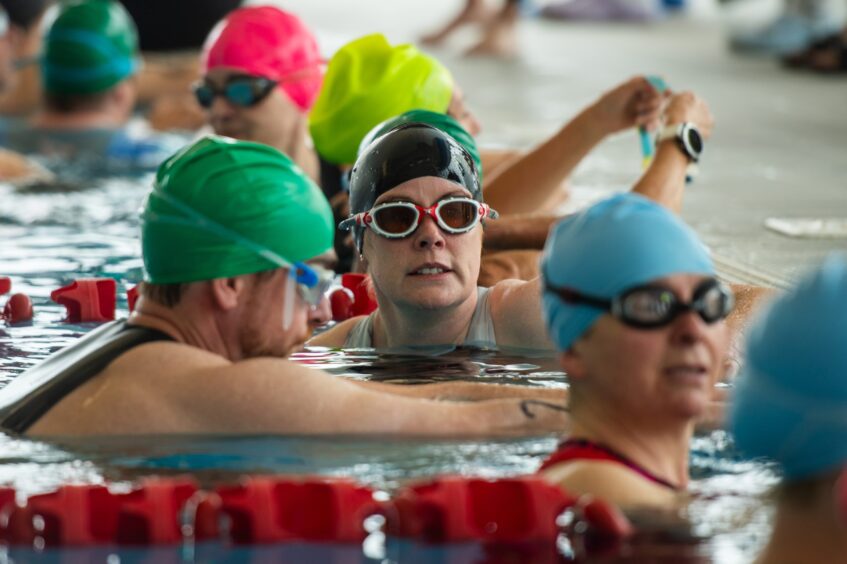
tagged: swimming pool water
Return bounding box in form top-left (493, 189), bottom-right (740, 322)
top-left (0, 174), bottom-right (777, 561)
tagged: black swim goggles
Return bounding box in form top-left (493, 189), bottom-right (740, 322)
top-left (339, 197), bottom-right (498, 240)
top-left (546, 278), bottom-right (735, 329)
top-left (193, 75), bottom-right (278, 109)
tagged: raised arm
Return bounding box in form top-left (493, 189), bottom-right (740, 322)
top-left (632, 92), bottom-right (714, 214)
top-left (483, 76), bottom-right (666, 216)
top-left (352, 379), bottom-right (567, 403)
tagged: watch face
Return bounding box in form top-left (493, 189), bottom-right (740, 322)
top-left (685, 126), bottom-right (703, 155)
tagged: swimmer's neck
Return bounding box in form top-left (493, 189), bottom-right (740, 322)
top-left (370, 291), bottom-right (479, 349)
top-left (128, 296), bottom-right (240, 362)
top-left (568, 401), bottom-right (694, 489)
top-left (31, 109), bottom-right (129, 130)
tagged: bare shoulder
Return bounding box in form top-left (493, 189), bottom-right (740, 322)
top-left (307, 316), bottom-right (367, 347)
top-left (488, 278), bottom-right (552, 350)
top-left (540, 460), bottom-right (679, 509)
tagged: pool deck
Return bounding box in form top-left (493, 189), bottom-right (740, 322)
top-left (271, 0), bottom-right (846, 286)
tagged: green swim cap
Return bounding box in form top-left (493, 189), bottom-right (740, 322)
top-left (142, 136), bottom-right (334, 284)
top-left (309, 33), bottom-right (453, 165)
top-left (42, 0), bottom-right (140, 95)
top-left (359, 109), bottom-right (482, 184)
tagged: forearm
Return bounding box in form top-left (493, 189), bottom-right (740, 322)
top-left (630, 141), bottom-right (689, 213)
top-left (483, 214), bottom-right (559, 250)
top-left (483, 106), bottom-right (607, 215)
top-left (352, 379), bottom-right (567, 403)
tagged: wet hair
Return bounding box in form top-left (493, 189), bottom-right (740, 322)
top-left (43, 90), bottom-right (113, 114)
top-left (0, 0), bottom-right (52, 30)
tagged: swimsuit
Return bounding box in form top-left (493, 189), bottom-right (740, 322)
top-left (344, 286), bottom-right (497, 349)
top-left (538, 438), bottom-right (680, 490)
top-left (0, 321), bottom-right (172, 433)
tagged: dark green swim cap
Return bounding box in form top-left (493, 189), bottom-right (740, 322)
top-left (359, 109), bottom-right (482, 184)
top-left (142, 136), bottom-right (334, 284)
top-left (42, 0), bottom-right (140, 95)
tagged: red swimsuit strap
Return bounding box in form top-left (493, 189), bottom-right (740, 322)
top-left (538, 438), bottom-right (680, 491)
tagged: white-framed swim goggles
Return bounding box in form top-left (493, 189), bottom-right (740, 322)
top-left (142, 190), bottom-right (334, 309)
top-left (0, 8), bottom-right (8, 38)
top-left (339, 197), bottom-right (498, 240)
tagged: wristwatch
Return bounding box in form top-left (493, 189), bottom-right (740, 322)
top-left (656, 122), bottom-right (703, 163)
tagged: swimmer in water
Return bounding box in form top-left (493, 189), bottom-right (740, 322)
top-left (195, 6), bottom-right (323, 182)
top-left (731, 254), bottom-right (847, 564)
top-left (537, 194), bottom-right (732, 509)
top-left (0, 0), bottom-right (183, 171)
top-left (0, 135), bottom-right (568, 437)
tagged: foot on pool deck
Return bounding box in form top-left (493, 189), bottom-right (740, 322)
top-left (465, 2), bottom-right (519, 58)
top-left (421, 0), bottom-right (497, 46)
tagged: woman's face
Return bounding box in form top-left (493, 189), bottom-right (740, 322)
top-left (563, 274), bottom-right (730, 422)
top-left (362, 177), bottom-right (483, 313)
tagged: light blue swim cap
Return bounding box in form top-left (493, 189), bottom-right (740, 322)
top-left (730, 254), bottom-right (847, 481)
top-left (541, 193), bottom-right (714, 352)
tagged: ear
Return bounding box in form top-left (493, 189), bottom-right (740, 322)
top-left (559, 344), bottom-right (587, 380)
top-left (208, 276), bottom-right (246, 312)
top-left (109, 79), bottom-right (137, 117)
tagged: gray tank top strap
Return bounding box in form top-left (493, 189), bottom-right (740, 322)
top-left (464, 286), bottom-right (497, 349)
top-left (341, 287), bottom-right (497, 349)
top-left (343, 311), bottom-right (378, 348)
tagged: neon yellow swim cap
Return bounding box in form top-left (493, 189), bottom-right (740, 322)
top-left (42, 0), bottom-right (140, 95)
top-left (309, 33), bottom-right (453, 165)
top-left (142, 136), bottom-right (334, 284)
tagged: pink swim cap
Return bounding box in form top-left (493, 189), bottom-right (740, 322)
top-left (201, 6), bottom-right (323, 112)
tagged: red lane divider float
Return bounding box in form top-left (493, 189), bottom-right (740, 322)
top-left (330, 273), bottom-right (378, 322)
top-left (0, 278), bottom-right (33, 324)
top-left (0, 476), bottom-right (630, 549)
top-left (384, 476), bottom-right (575, 544)
top-left (51, 278), bottom-right (117, 323)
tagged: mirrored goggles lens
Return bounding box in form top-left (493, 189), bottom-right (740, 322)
top-left (613, 279), bottom-right (734, 328)
top-left (193, 76), bottom-right (277, 109)
top-left (370, 199), bottom-right (483, 238)
top-left (293, 262), bottom-right (334, 307)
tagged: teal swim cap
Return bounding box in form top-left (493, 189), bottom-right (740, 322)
top-left (731, 254), bottom-right (847, 481)
top-left (309, 33), bottom-right (453, 165)
top-left (142, 135), bottom-right (334, 284)
top-left (541, 194), bottom-right (714, 351)
top-left (42, 0), bottom-right (140, 95)
top-left (359, 109), bottom-right (482, 184)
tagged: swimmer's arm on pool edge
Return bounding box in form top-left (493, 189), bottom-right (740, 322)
top-left (173, 357), bottom-right (568, 436)
top-left (350, 379), bottom-right (568, 404)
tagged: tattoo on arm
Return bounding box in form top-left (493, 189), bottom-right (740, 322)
top-left (520, 399), bottom-right (569, 419)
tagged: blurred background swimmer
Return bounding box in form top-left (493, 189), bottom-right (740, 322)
top-left (538, 194), bottom-right (733, 509)
top-left (0, 0), bottom-right (185, 175)
top-left (731, 253), bottom-right (847, 564)
top-left (195, 5), bottom-right (324, 182)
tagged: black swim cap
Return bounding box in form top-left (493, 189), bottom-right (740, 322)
top-left (348, 123), bottom-right (481, 251)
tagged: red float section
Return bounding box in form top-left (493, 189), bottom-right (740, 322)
top-left (0, 277), bottom-right (10, 296)
top-left (215, 477), bottom-right (378, 544)
top-left (2, 294), bottom-right (33, 323)
top-left (127, 284), bottom-right (139, 313)
top-left (51, 279), bottom-right (117, 323)
top-left (384, 476), bottom-right (576, 544)
top-left (330, 274), bottom-right (379, 321)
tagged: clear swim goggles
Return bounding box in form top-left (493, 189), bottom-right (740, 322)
top-left (339, 197), bottom-right (498, 239)
top-left (546, 278), bottom-right (735, 329)
top-left (143, 190), bottom-right (334, 309)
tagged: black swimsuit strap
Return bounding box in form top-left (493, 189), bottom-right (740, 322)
top-left (0, 321), bottom-right (173, 434)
